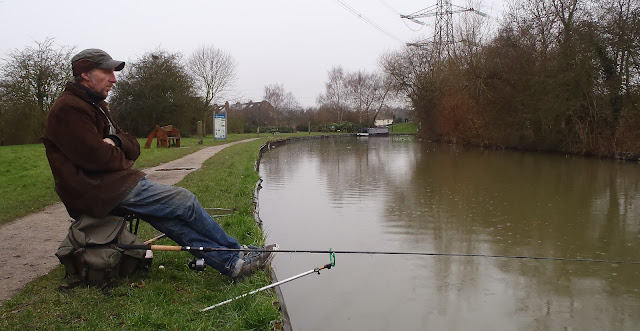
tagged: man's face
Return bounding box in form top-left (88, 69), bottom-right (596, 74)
top-left (82, 68), bottom-right (117, 98)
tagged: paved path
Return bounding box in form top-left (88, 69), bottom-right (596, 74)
top-left (0, 139), bottom-right (258, 304)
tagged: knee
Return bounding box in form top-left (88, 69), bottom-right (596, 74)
top-left (173, 188), bottom-right (202, 216)
top-left (175, 187), bottom-right (197, 205)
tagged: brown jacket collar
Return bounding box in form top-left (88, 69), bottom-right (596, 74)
top-left (65, 82), bottom-right (108, 107)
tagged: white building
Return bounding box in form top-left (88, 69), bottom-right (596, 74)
top-left (374, 119), bottom-right (393, 127)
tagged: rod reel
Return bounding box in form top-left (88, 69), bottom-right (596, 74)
top-left (188, 258), bottom-right (206, 271)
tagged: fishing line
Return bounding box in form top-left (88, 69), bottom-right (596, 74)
top-left (117, 244), bottom-right (640, 265)
top-left (119, 243), bottom-right (639, 312)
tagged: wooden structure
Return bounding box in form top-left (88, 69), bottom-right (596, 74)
top-left (144, 125), bottom-right (181, 149)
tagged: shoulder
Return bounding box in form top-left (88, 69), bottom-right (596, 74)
top-left (51, 85), bottom-right (93, 114)
top-left (48, 92), bottom-right (97, 128)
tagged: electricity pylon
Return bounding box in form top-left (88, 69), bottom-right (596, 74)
top-left (401, 0), bottom-right (487, 59)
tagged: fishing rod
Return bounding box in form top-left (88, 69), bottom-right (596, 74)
top-left (115, 244), bottom-right (640, 265)
top-left (119, 243), bottom-right (639, 312)
top-left (201, 259), bottom-right (335, 312)
top-left (204, 207), bottom-right (236, 217)
top-left (144, 233), bottom-right (165, 244)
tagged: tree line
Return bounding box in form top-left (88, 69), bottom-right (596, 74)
top-left (0, 39), bottom-right (74, 146)
top-left (0, 40), bottom-right (405, 145)
top-left (0, 42), bottom-right (241, 143)
top-left (383, 0), bottom-right (639, 158)
top-left (4, 1), bottom-right (636, 158)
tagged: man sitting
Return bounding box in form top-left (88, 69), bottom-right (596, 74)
top-left (42, 48), bottom-right (277, 278)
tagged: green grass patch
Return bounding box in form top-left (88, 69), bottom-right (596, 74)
top-left (0, 139), bottom-right (281, 330)
top-left (0, 144), bottom-right (57, 224)
top-left (389, 122), bottom-right (418, 134)
top-left (0, 134), bottom-right (257, 225)
top-left (133, 134), bottom-right (264, 169)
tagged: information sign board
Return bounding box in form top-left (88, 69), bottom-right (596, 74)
top-left (214, 114), bottom-right (227, 140)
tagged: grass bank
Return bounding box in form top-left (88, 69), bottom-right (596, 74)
top-left (389, 122), bottom-right (418, 134)
top-left (0, 139), bottom-right (278, 330)
top-left (0, 133), bottom-right (291, 226)
top-left (0, 133), bottom-right (348, 330)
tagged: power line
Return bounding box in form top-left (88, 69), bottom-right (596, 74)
top-left (377, 0), bottom-right (400, 15)
top-left (377, 0), bottom-right (425, 32)
top-left (331, 0), bottom-right (403, 43)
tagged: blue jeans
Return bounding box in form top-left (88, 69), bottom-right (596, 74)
top-left (118, 177), bottom-right (242, 276)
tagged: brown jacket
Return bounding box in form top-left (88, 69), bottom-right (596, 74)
top-left (42, 82), bottom-right (145, 217)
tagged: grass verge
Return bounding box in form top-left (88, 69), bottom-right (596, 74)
top-left (389, 122), bottom-right (418, 134)
top-left (0, 139), bottom-right (281, 330)
top-left (0, 133), bottom-right (294, 226)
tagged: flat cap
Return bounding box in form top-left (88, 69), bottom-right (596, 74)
top-left (71, 49), bottom-right (125, 76)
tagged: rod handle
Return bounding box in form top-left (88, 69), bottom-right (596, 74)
top-left (150, 245), bottom-right (184, 251)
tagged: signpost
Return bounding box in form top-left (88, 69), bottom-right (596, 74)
top-left (214, 113), bottom-right (227, 140)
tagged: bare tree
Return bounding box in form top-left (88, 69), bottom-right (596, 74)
top-left (0, 38), bottom-right (74, 144)
top-left (317, 65), bottom-right (396, 127)
top-left (454, 0), bottom-right (494, 61)
top-left (598, 0), bottom-right (640, 94)
top-left (380, 46), bottom-right (436, 101)
top-left (187, 45), bottom-right (237, 123)
top-left (263, 83), bottom-right (301, 126)
top-left (550, 0), bottom-right (581, 43)
top-left (317, 66), bottom-right (349, 122)
top-left (344, 70), bottom-right (393, 126)
top-left (1, 38), bottom-right (73, 114)
top-left (506, 0), bottom-right (559, 55)
top-left (263, 84), bottom-right (285, 126)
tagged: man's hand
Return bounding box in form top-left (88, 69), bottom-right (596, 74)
top-left (103, 137), bottom-right (116, 146)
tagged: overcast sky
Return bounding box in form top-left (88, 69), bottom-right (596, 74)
top-left (0, 0), bottom-right (505, 108)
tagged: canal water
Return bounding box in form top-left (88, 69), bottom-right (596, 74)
top-left (258, 136), bottom-right (640, 330)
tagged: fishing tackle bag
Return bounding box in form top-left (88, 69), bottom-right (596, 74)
top-left (55, 215), bottom-right (150, 289)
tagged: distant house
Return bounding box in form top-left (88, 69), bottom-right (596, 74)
top-left (213, 100), bottom-right (277, 133)
top-left (374, 119), bottom-right (393, 127)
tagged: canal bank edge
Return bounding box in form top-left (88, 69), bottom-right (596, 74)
top-left (254, 134), bottom-right (416, 330)
top-left (253, 134), bottom-right (404, 329)
top-left (254, 135), bottom-right (350, 331)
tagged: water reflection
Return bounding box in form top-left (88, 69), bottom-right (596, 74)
top-left (259, 137), bottom-right (640, 330)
